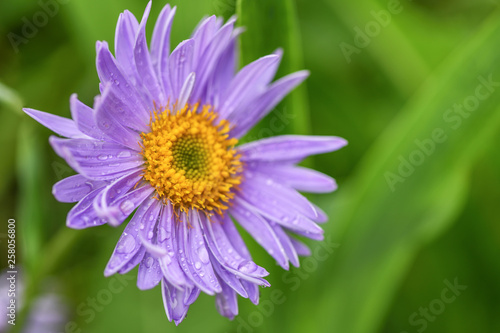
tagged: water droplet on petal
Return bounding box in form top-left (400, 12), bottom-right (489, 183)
top-left (118, 150), bottom-right (131, 158)
top-left (238, 260), bottom-right (258, 274)
top-left (145, 256), bottom-right (154, 268)
top-left (98, 154), bottom-right (108, 161)
top-left (119, 200), bottom-right (134, 215)
top-left (197, 246), bottom-right (209, 264)
top-left (117, 234), bottom-right (136, 254)
top-left (158, 227), bottom-right (169, 242)
top-left (194, 261), bottom-right (202, 270)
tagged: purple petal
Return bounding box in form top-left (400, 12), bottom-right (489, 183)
top-left (95, 41), bottom-right (152, 117)
top-left (137, 255), bottom-right (162, 290)
top-left (157, 202), bottom-right (191, 289)
top-left (218, 54), bottom-right (281, 119)
top-left (238, 182), bottom-right (324, 240)
top-left (52, 174), bottom-right (107, 203)
top-left (104, 196), bottom-right (156, 276)
top-left (70, 94), bottom-right (108, 141)
top-left (191, 16), bottom-right (218, 66)
top-left (216, 215), bottom-right (264, 304)
top-left (229, 71), bottom-right (310, 138)
top-left (118, 247), bottom-right (147, 274)
top-left (249, 164), bottom-right (337, 193)
top-left (201, 214), bottom-right (269, 283)
top-left (177, 72), bottom-right (196, 111)
top-left (239, 135), bottom-right (348, 162)
top-left (240, 171), bottom-right (319, 220)
top-left (218, 214), bottom-right (252, 260)
top-left (94, 86), bottom-right (143, 150)
top-left (312, 203), bottom-right (328, 223)
top-left (230, 197), bottom-right (289, 269)
top-left (134, 1), bottom-right (166, 105)
top-left (208, 256), bottom-right (248, 298)
top-left (114, 10), bottom-right (140, 82)
top-left (162, 279), bottom-right (199, 325)
top-left (205, 30), bottom-right (240, 108)
top-left (49, 136), bottom-right (144, 181)
top-left (290, 238), bottom-right (311, 257)
top-left (151, 4), bottom-right (176, 95)
top-left (136, 198), bottom-right (166, 257)
top-left (93, 82), bottom-right (149, 133)
top-left (66, 186), bottom-right (107, 229)
top-left (190, 18), bottom-right (236, 102)
top-left (268, 221), bottom-right (299, 267)
top-left (215, 279), bottom-right (238, 320)
top-left (175, 211), bottom-right (221, 295)
top-left (169, 39), bottom-right (195, 99)
top-left (24, 108), bottom-right (85, 139)
top-left (241, 280), bottom-right (260, 305)
top-left (94, 172), bottom-right (154, 227)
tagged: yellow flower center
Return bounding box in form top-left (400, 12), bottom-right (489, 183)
top-left (140, 103), bottom-right (242, 214)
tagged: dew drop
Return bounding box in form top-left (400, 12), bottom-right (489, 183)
top-left (238, 260), bottom-right (258, 274)
top-left (197, 246), bottom-right (210, 264)
top-left (119, 200), bottom-right (134, 214)
top-left (194, 261), bottom-right (202, 270)
top-left (145, 256), bottom-right (154, 268)
top-left (158, 227), bottom-right (169, 242)
top-left (97, 154), bottom-right (108, 161)
top-left (117, 234), bottom-right (136, 254)
top-left (118, 150), bottom-right (131, 158)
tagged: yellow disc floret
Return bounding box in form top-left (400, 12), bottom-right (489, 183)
top-left (140, 103), bottom-right (242, 215)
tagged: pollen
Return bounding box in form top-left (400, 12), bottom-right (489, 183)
top-left (140, 103), bottom-right (242, 215)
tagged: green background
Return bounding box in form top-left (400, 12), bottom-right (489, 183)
top-left (0, 0), bottom-right (499, 332)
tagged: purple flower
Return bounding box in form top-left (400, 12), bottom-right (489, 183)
top-left (24, 2), bottom-right (347, 325)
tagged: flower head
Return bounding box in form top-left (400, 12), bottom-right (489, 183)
top-left (24, 2), bottom-right (347, 325)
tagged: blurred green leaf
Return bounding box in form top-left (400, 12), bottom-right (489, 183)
top-left (0, 81), bottom-right (23, 113)
top-left (16, 121), bottom-right (46, 274)
top-left (237, 0), bottom-right (310, 139)
top-left (300, 10), bottom-right (500, 333)
top-left (324, 0), bottom-right (430, 96)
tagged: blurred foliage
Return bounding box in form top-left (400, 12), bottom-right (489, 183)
top-left (0, 0), bottom-right (499, 332)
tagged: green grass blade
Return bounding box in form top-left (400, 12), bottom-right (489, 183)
top-left (299, 9), bottom-right (500, 333)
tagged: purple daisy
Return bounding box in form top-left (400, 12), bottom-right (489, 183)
top-left (24, 2), bottom-right (347, 325)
